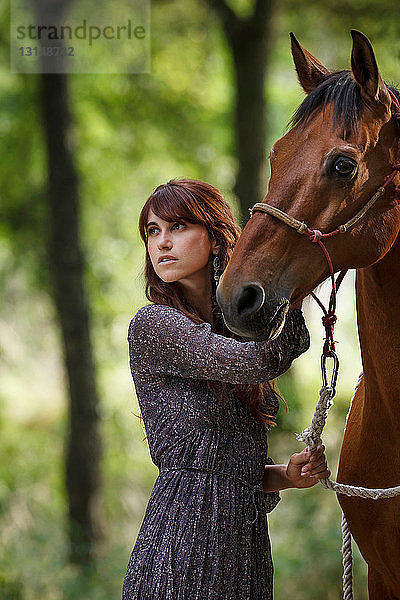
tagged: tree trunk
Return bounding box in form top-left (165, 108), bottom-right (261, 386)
top-left (204, 0), bottom-right (275, 222)
top-left (38, 71), bottom-right (103, 566)
top-left (231, 28), bottom-right (269, 223)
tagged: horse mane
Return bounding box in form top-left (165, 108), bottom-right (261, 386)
top-left (289, 70), bottom-right (400, 138)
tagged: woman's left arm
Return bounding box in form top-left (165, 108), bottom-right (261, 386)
top-left (263, 445), bottom-right (331, 492)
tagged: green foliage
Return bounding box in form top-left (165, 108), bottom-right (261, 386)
top-left (1, 0), bottom-right (398, 597)
top-left (0, 574), bottom-right (23, 600)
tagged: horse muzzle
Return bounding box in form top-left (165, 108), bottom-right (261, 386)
top-left (216, 281), bottom-right (290, 341)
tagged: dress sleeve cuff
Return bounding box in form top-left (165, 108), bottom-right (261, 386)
top-left (263, 457), bottom-right (281, 513)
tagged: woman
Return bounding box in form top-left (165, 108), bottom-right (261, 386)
top-left (122, 179), bottom-right (329, 599)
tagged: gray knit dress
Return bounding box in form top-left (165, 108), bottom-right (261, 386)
top-left (122, 304), bottom-right (309, 600)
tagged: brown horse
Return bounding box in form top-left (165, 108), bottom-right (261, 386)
top-left (216, 31), bottom-right (400, 599)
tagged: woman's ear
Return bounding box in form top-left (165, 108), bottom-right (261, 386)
top-left (210, 238), bottom-right (220, 255)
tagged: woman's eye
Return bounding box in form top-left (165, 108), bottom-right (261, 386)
top-left (329, 156), bottom-right (358, 178)
top-left (147, 227), bottom-right (158, 235)
top-left (172, 222), bottom-right (185, 230)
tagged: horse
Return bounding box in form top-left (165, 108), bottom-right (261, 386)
top-left (216, 30), bottom-right (400, 599)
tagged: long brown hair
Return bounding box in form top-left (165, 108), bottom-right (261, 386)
top-left (138, 179), bottom-right (277, 428)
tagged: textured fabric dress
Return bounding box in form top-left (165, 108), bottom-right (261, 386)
top-left (122, 304), bottom-right (308, 600)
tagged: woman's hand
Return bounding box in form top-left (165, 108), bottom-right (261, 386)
top-left (285, 444), bottom-right (330, 489)
top-left (281, 308), bottom-right (310, 359)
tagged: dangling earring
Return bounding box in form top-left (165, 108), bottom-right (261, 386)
top-left (213, 254), bottom-right (220, 283)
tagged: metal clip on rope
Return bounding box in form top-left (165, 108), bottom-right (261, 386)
top-left (321, 348), bottom-right (339, 395)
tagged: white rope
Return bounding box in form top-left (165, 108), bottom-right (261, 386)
top-left (296, 378), bottom-right (400, 598)
top-left (296, 384), bottom-right (400, 499)
top-left (340, 373), bottom-right (361, 600)
top-left (344, 371), bottom-right (363, 433)
top-left (341, 514), bottom-right (353, 600)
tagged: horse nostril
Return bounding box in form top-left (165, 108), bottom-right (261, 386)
top-left (236, 284), bottom-right (265, 317)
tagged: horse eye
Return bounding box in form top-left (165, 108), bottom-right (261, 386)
top-left (330, 156), bottom-right (358, 178)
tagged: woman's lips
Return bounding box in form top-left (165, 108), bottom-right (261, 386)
top-left (158, 257), bottom-right (178, 264)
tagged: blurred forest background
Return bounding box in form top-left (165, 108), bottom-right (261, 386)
top-left (1, 0), bottom-right (400, 598)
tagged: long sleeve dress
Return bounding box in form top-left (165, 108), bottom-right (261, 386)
top-left (122, 304), bottom-right (309, 600)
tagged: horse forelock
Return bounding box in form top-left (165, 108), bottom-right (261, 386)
top-left (289, 70), bottom-right (400, 138)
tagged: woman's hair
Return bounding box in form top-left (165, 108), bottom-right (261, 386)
top-left (138, 178), bottom-right (277, 428)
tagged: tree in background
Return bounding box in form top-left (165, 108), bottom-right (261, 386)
top-left (204, 0), bottom-right (276, 220)
top-left (33, 0), bottom-right (103, 566)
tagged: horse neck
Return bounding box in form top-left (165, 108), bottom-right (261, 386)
top-left (355, 233), bottom-right (400, 428)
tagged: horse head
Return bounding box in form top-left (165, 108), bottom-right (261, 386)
top-left (217, 30), bottom-right (400, 341)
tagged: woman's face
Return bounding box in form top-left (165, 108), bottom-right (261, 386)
top-left (146, 208), bottom-right (217, 284)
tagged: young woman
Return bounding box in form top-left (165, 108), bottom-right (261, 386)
top-left (122, 179), bottom-right (330, 600)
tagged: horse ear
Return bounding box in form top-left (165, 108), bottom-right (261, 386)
top-left (290, 32), bottom-right (331, 94)
top-left (350, 30), bottom-right (390, 108)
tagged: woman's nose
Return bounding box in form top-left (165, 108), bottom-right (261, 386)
top-left (157, 232), bottom-right (172, 249)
